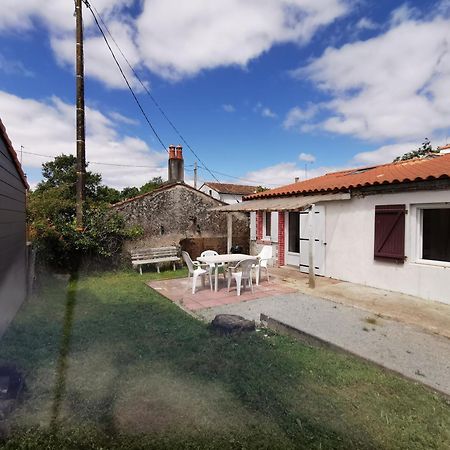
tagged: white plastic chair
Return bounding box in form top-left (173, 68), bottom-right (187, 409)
top-left (227, 258), bottom-right (258, 296)
top-left (255, 245), bottom-right (272, 285)
top-left (182, 251), bottom-right (212, 294)
top-left (200, 250), bottom-right (227, 280)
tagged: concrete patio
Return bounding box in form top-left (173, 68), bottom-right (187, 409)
top-left (147, 267), bottom-right (450, 396)
top-left (147, 275), bottom-right (297, 312)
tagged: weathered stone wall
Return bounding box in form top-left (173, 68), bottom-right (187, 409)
top-left (114, 183), bottom-right (249, 258)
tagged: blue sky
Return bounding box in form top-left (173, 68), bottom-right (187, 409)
top-left (1, 0), bottom-right (449, 189)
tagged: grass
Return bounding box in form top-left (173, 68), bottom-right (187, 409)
top-left (0, 269), bottom-right (449, 449)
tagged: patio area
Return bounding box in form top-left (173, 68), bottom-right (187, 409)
top-left (147, 275), bottom-right (297, 311)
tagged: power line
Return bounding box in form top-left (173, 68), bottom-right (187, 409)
top-left (86, 0), bottom-right (229, 189)
top-left (21, 149), bottom-right (164, 169)
top-left (83, 0), bottom-right (167, 153)
top-left (84, 2), bottom-right (271, 198)
top-left (196, 166), bottom-right (277, 187)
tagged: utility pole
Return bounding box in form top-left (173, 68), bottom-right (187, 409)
top-left (75, 0), bottom-right (86, 230)
top-left (194, 161), bottom-right (198, 189)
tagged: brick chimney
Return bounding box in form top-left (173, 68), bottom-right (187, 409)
top-left (168, 144), bottom-right (184, 183)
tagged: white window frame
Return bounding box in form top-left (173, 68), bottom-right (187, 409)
top-left (413, 203), bottom-right (450, 268)
top-left (263, 211), bottom-right (272, 241)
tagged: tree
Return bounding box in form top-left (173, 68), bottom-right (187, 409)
top-left (36, 154), bottom-right (102, 200)
top-left (120, 186), bottom-right (140, 200)
top-left (140, 176), bottom-right (164, 194)
top-left (28, 154), bottom-right (142, 271)
top-left (393, 139), bottom-right (440, 162)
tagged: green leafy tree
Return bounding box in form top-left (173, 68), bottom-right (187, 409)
top-left (120, 186), bottom-right (140, 200)
top-left (28, 154), bottom-right (142, 271)
top-left (393, 139), bottom-right (440, 162)
top-left (140, 176), bottom-right (164, 194)
top-left (36, 154), bottom-right (102, 200)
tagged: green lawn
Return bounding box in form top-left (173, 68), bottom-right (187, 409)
top-left (0, 270), bottom-right (449, 449)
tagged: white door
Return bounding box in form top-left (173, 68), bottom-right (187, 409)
top-left (299, 205), bottom-right (325, 275)
top-left (285, 207), bottom-right (326, 275)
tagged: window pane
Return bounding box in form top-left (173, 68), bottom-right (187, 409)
top-left (422, 209), bottom-right (450, 262)
top-left (265, 212), bottom-right (271, 237)
top-left (288, 212), bottom-right (300, 253)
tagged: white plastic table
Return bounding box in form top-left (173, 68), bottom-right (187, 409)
top-left (197, 253), bottom-right (255, 292)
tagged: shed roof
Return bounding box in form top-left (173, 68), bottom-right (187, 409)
top-left (245, 153), bottom-right (450, 200)
top-left (202, 182), bottom-right (259, 196)
top-left (214, 193), bottom-right (350, 212)
top-left (0, 118), bottom-right (29, 189)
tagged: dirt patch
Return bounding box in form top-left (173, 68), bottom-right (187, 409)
top-left (113, 364), bottom-right (268, 435)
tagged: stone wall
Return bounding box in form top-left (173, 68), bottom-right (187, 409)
top-left (113, 183), bottom-right (249, 258)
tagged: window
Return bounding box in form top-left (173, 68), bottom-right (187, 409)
top-left (288, 212), bottom-right (300, 253)
top-left (209, 189), bottom-right (212, 196)
top-left (374, 204), bottom-right (406, 261)
top-left (421, 208), bottom-right (450, 263)
top-left (264, 212), bottom-right (271, 239)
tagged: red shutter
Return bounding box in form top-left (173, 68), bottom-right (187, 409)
top-left (374, 205), bottom-right (406, 262)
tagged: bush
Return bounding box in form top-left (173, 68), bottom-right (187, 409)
top-left (30, 204), bottom-right (142, 272)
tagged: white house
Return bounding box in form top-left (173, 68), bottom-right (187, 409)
top-left (216, 154), bottom-right (450, 305)
top-left (199, 182), bottom-right (258, 204)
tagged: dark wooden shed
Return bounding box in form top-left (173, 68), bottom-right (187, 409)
top-left (0, 119), bottom-right (29, 337)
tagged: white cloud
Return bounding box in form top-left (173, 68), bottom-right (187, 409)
top-left (50, 19), bottom-right (144, 91)
top-left (0, 90), bottom-right (166, 189)
top-left (0, 0), bottom-right (349, 85)
top-left (254, 102), bottom-right (277, 119)
top-left (283, 104), bottom-right (319, 129)
top-left (222, 104), bottom-right (235, 113)
top-left (137, 0), bottom-right (349, 80)
top-left (261, 107), bottom-right (277, 119)
top-left (244, 161), bottom-right (343, 186)
top-left (291, 7), bottom-right (450, 142)
top-left (299, 152), bottom-right (316, 162)
top-left (352, 142), bottom-right (418, 165)
top-left (108, 111), bottom-right (139, 125)
top-left (355, 17), bottom-right (378, 31)
top-left (0, 53), bottom-right (33, 77)
top-left (389, 4), bottom-right (419, 26)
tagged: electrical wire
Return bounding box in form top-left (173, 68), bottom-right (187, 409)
top-left (84, 1), bottom-right (273, 199)
top-left (86, 0), bottom-right (240, 192)
top-left (196, 166), bottom-right (277, 187)
top-left (21, 149), bottom-right (164, 169)
top-left (83, 0), bottom-right (167, 153)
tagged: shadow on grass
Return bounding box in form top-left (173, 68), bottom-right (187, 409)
top-left (50, 273), bottom-right (78, 434)
top-left (0, 271), bottom-right (448, 449)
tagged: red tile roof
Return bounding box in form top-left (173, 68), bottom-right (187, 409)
top-left (0, 118), bottom-right (29, 189)
top-left (245, 154), bottom-right (450, 200)
top-left (202, 182), bottom-right (259, 195)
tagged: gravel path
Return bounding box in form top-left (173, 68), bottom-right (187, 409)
top-left (199, 293), bottom-right (450, 396)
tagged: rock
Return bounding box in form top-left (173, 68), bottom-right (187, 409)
top-left (211, 314), bottom-right (255, 335)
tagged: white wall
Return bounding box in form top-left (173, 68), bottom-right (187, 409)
top-left (324, 189), bottom-right (450, 304)
top-left (221, 193), bottom-right (243, 204)
top-left (199, 185), bottom-right (221, 201)
top-left (198, 185), bottom-right (243, 204)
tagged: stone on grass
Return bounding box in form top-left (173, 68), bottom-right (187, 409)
top-left (211, 314), bottom-right (255, 335)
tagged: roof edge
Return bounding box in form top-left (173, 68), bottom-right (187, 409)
top-left (111, 181), bottom-right (227, 208)
top-left (0, 119), bottom-right (29, 189)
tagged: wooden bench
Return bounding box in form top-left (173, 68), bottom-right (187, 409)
top-left (131, 246), bottom-right (180, 274)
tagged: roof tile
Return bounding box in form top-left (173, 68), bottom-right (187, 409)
top-left (245, 154), bottom-right (450, 200)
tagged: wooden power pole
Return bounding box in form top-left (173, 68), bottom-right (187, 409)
top-left (194, 161), bottom-right (198, 189)
top-left (75, 0), bottom-right (86, 229)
